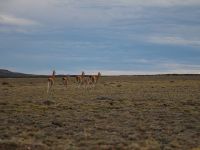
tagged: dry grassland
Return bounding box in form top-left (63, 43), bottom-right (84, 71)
top-left (0, 76), bottom-right (200, 150)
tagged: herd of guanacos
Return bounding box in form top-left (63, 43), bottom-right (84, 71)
top-left (47, 70), bottom-right (101, 93)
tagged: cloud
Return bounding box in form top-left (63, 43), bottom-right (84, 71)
top-left (53, 0), bottom-right (200, 7)
top-left (118, 0), bottom-right (200, 7)
top-left (147, 36), bottom-right (200, 47)
top-left (0, 0), bottom-right (199, 32)
top-left (95, 60), bottom-right (200, 75)
top-left (1, 0), bottom-right (199, 25)
top-left (0, 14), bottom-right (41, 33)
top-left (163, 62), bottom-right (200, 70)
top-left (0, 14), bottom-right (39, 26)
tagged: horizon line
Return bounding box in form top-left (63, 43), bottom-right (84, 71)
top-left (1, 68), bottom-right (200, 76)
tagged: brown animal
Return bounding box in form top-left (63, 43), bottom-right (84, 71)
top-left (62, 76), bottom-right (69, 88)
top-left (84, 76), bottom-right (93, 89)
top-left (75, 71), bottom-right (85, 88)
top-left (47, 70), bottom-right (56, 93)
top-left (89, 72), bottom-right (101, 87)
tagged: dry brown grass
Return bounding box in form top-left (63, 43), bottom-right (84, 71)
top-left (0, 76), bottom-right (200, 150)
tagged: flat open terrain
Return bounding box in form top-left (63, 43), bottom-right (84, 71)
top-left (0, 76), bottom-right (200, 150)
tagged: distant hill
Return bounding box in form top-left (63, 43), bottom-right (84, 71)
top-left (0, 69), bottom-right (73, 78)
top-left (0, 69), bottom-right (35, 78)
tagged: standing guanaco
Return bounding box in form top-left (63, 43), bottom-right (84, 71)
top-left (75, 71), bottom-right (85, 88)
top-left (89, 72), bottom-right (101, 87)
top-left (62, 75), bottom-right (69, 88)
top-left (47, 70), bottom-right (56, 93)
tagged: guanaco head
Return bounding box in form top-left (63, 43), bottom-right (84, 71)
top-left (98, 72), bottom-right (101, 77)
top-left (52, 70), bottom-right (56, 78)
top-left (62, 76), bottom-right (68, 81)
top-left (95, 72), bottom-right (101, 82)
top-left (81, 71), bottom-right (85, 76)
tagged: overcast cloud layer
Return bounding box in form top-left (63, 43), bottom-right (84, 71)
top-left (0, 0), bottom-right (200, 75)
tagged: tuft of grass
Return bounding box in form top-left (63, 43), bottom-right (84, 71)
top-left (117, 84), bottom-right (122, 87)
top-left (2, 82), bottom-right (9, 85)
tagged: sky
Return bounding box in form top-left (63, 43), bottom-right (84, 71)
top-left (0, 0), bottom-right (200, 75)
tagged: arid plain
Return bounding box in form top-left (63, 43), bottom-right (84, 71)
top-left (0, 75), bottom-right (200, 150)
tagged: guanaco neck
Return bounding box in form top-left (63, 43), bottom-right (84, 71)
top-left (81, 72), bottom-right (85, 78)
top-left (97, 72), bottom-right (101, 79)
top-left (52, 70), bottom-right (56, 80)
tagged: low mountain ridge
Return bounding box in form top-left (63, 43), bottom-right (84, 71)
top-left (0, 69), bottom-right (34, 78)
top-left (0, 69), bottom-right (71, 78)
